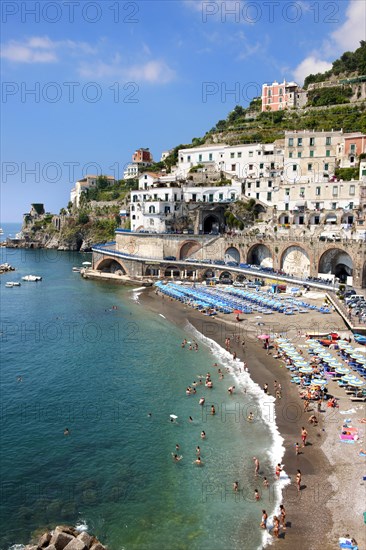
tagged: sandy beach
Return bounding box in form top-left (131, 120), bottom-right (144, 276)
top-left (140, 285), bottom-right (366, 550)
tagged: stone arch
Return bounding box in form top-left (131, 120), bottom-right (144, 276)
top-left (202, 268), bottom-right (215, 279)
top-left (318, 248), bottom-right (353, 283)
top-left (179, 240), bottom-right (201, 260)
top-left (219, 271), bottom-right (232, 280)
top-left (225, 246), bottom-right (240, 263)
top-left (281, 245), bottom-right (310, 277)
top-left (247, 244), bottom-right (273, 268)
top-left (203, 214), bottom-right (220, 234)
top-left (164, 265), bottom-right (181, 277)
top-left (145, 265), bottom-right (159, 276)
top-left (235, 273), bottom-right (247, 282)
top-left (362, 261), bottom-right (366, 288)
top-left (278, 214), bottom-right (291, 225)
top-left (95, 257), bottom-right (127, 275)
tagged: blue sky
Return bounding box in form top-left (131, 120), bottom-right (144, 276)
top-left (1, 0), bottom-right (365, 222)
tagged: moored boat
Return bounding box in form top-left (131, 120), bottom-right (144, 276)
top-left (22, 275), bottom-right (42, 282)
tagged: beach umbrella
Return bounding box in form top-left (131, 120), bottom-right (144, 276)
top-left (82, 261), bottom-right (92, 266)
top-left (310, 379), bottom-right (328, 386)
top-left (234, 309), bottom-right (243, 314)
top-left (348, 378), bottom-right (365, 387)
top-left (299, 366), bottom-right (313, 373)
top-left (335, 366), bottom-right (350, 375)
top-left (355, 347), bottom-right (366, 353)
top-left (258, 334), bottom-right (270, 340)
top-left (342, 374), bottom-right (358, 382)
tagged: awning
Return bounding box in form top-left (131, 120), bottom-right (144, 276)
top-left (325, 216), bottom-right (337, 222)
top-left (295, 200), bottom-right (306, 207)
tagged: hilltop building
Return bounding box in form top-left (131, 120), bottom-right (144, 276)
top-left (261, 80), bottom-right (307, 112)
top-left (123, 147), bottom-right (154, 180)
top-left (70, 175), bottom-right (116, 207)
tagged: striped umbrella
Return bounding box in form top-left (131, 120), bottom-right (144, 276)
top-left (342, 374), bottom-right (358, 382)
top-left (310, 379), bottom-right (328, 386)
top-left (348, 378), bottom-right (365, 387)
top-left (335, 366), bottom-right (350, 375)
top-left (299, 366), bottom-right (313, 374)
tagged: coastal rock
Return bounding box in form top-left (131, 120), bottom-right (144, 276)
top-left (62, 539), bottom-right (87, 550)
top-left (38, 532), bottom-right (52, 547)
top-left (24, 545), bottom-right (38, 550)
top-left (49, 530), bottom-right (74, 550)
top-left (90, 544), bottom-right (106, 550)
top-left (45, 545), bottom-right (57, 550)
top-left (76, 533), bottom-right (92, 547)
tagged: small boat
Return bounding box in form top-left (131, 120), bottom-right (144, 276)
top-left (22, 275), bottom-right (42, 282)
top-left (5, 281), bottom-right (21, 287)
top-left (72, 267), bottom-right (81, 272)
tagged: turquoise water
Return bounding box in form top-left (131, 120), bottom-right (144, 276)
top-left (0, 238), bottom-right (279, 550)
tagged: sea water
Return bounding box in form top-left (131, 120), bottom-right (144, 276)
top-left (0, 238), bottom-right (283, 550)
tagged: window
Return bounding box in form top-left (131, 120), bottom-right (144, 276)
top-left (309, 137), bottom-right (315, 146)
top-left (249, 164), bottom-right (253, 170)
top-left (331, 202), bottom-right (337, 209)
top-left (153, 194), bottom-right (158, 200)
top-left (285, 188), bottom-right (290, 195)
top-left (297, 138), bottom-right (302, 146)
top-left (316, 187), bottom-right (321, 196)
top-left (150, 219), bottom-right (154, 226)
top-left (237, 152), bottom-right (242, 158)
top-left (293, 164), bottom-right (297, 171)
top-left (324, 163), bottom-right (329, 171)
top-left (174, 193), bottom-right (177, 201)
top-left (132, 215), bottom-right (136, 220)
top-left (332, 186), bottom-right (338, 197)
top-left (187, 155), bottom-right (191, 162)
top-left (268, 181), bottom-right (272, 187)
top-left (247, 182), bottom-right (251, 189)
top-left (132, 195), bottom-right (138, 202)
top-left (192, 193), bottom-right (197, 201)
top-left (259, 163), bottom-right (264, 169)
top-left (270, 162), bottom-right (275, 169)
top-left (326, 136), bottom-right (331, 145)
top-left (230, 152), bottom-right (235, 158)
top-left (268, 89), bottom-right (271, 97)
top-left (267, 192), bottom-right (272, 201)
top-left (198, 154), bottom-right (202, 162)
top-left (326, 150), bottom-right (330, 157)
top-left (350, 144), bottom-right (356, 152)
top-left (279, 88), bottom-right (283, 95)
top-left (288, 138), bottom-right (294, 146)
top-left (231, 164), bottom-right (236, 171)
top-left (209, 153), bottom-right (213, 161)
top-left (219, 193), bottom-right (223, 200)
top-left (256, 193), bottom-right (260, 199)
top-left (165, 193), bottom-right (169, 201)
top-left (289, 152), bottom-right (293, 158)
top-left (310, 150), bottom-right (314, 158)
top-left (209, 194), bottom-right (214, 202)
top-left (308, 163), bottom-right (312, 171)
top-left (315, 202), bottom-right (320, 209)
top-left (279, 97), bottom-right (283, 103)
top-left (164, 206), bottom-right (170, 214)
top-left (297, 152), bottom-right (302, 158)
top-left (257, 151), bottom-right (261, 155)
top-left (300, 187), bottom-right (305, 197)
top-left (350, 185), bottom-right (355, 196)
top-left (249, 151), bottom-right (253, 157)
top-left (256, 181), bottom-right (260, 188)
top-left (268, 98), bottom-right (271, 104)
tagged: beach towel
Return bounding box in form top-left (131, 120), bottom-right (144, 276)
top-left (339, 537), bottom-right (358, 549)
top-left (340, 409), bottom-right (357, 415)
top-left (359, 452), bottom-right (366, 457)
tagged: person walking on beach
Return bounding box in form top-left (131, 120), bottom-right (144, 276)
top-left (263, 383), bottom-right (268, 394)
top-left (296, 469), bottom-right (302, 492)
top-left (295, 442), bottom-right (299, 456)
top-left (254, 489), bottom-right (260, 501)
top-left (260, 510), bottom-right (268, 529)
top-left (275, 463), bottom-right (282, 479)
top-left (273, 516), bottom-right (280, 538)
top-left (301, 427), bottom-right (308, 447)
top-left (253, 456), bottom-right (260, 477)
top-left (279, 504), bottom-right (286, 530)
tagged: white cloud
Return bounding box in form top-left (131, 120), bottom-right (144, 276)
top-left (331, 0), bottom-right (366, 51)
top-left (293, 56), bottom-right (332, 83)
top-left (0, 36), bottom-right (97, 63)
top-left (292, 0), bottom-right (366, 84)
top-left (79, 58), bottom-right (175, 84)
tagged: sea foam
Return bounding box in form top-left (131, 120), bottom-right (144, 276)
top-left (186, 321), bottom-right (290, 549)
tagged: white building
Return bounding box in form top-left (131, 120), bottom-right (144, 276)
top-left (129, 172), bottom-right (241, 232)
top-left (70, 175), bottom-right (115, 207)
top-left (123, 163), bottom-right (139, 180)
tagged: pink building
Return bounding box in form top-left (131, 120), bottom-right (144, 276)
top-left (261, 80), bottom-right (302, 112)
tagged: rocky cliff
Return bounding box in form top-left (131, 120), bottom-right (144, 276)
top-left (22, 525), bottom-right (107, 550)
